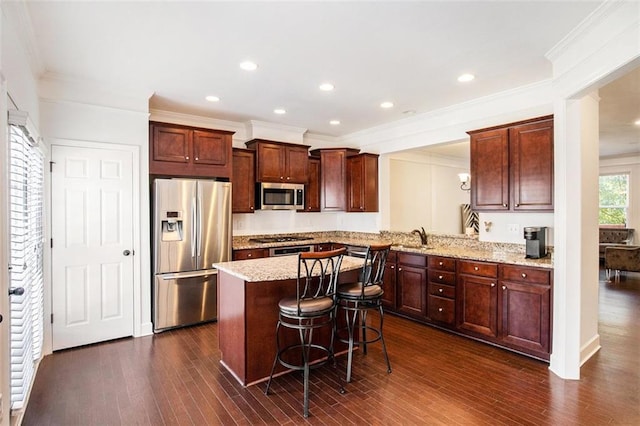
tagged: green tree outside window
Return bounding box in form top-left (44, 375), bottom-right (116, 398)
top-left (599, 174), bottom-right (629, 226)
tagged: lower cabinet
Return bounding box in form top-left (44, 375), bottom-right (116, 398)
top-left (396, 253), bottom-right (428, 319)
top-left (381, 251), bottom-right (397, 310)
top-left (456, 260), bottom-right (499, 338)
top-left (314, 243), bottom-right (333, 253)
top-left (427, 256), bottom-right (457, 327)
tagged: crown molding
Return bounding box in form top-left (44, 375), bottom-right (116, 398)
top-left (149, 108), bottom-right (246, 136)
top-left (1, 0), bottom-right (45, 76)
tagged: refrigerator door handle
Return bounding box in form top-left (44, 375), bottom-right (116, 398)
top-left (197, 193), bottom-right (203, 257)
top-left (158, 269), bottom-right (218, 280)
top-left (191, 196), bottom-right (197, 259)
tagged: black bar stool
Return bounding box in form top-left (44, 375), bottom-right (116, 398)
top-left (264, 247), bottom-right (346, 418)
top-left (336, 244), bottom-right (392, 383)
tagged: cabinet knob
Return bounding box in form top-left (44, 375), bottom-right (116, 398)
top-left (502, 203), bottom-right (507, 207)
top-left (247, 254), bottom-right (252, 258)
top-left (502, 285), bottom-right (507, 290)
top-left (438, 288), bottom-right (443, 293)
top-left (438, 261), bottom-right (443, 266)
top-left (474, 266), bottom-right (479, 271)
top-left (360, 206), bottom-right (364, 210)
top-left (521, 273), bottom-right (527, 278)
top-left (390, 265), bottom-right (395, 269)
top-left (438, 307), bottom-right (443, 312)
top-left (287, 177), bottom-right (290, 180)
top-left (398, 268), bottom-right (402, 272)
top-left (280, 176), bottom-right (284, 180)
top-left (195, 157), bottom-right (199, 161)
top-left (491, 283), bottom-right (495, 287)
top-left (515, 203), bottom-right (520, 207)
top-left (250, 206), bottom-right (254, 210)
top-left (185, 156), bottom-right (190, 160)
top-left (438, 275), bottom-right (443, 280)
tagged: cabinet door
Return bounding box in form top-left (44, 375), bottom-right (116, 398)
top-left (509, 119), bottom-right (554, 211)
top-left (347, 154), bottom-right (378, 212)
top-left (152, 125), bottom-right (190, 164)
top-left (256, 143), bottom-right (285, 182)
top-left (319, 150), bottom-right (348, 211)
top-left (498, 280), bottom-right (551, 357)
top-left (301, 157), bottom-right (321, 212)
top-left (286, 146), bottom-right (310, 183)
top-left (397, 265), bottom-right (427, 318)
top-left (470, 128), bottom-right (509, 210)
top-left (232, 149), bottom-right (255, 213)
top-left (456, 274), bottom-right (498, 338)
top-left (382, 261), bottom-right (397, 310)
top-left (193, 130), bottom-right (229, 166)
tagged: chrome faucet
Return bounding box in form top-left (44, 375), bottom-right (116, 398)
top-left (412, 227), bottom-right (428, 246)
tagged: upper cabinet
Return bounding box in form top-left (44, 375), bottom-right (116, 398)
top-left (299, 157), bottom-right (321, 212)
top-left (232, 148), bottom-right (256, 213)
top-left (149, 121), bottom-right (234, 178)
top-left (347, 153), bottom-right (379, 212)
top-left (245, 139), bottom-right (310, 184)
top-left (310, 148), bottom-right (360, 211)
top-left (468, 115), bottom-right (553, 212)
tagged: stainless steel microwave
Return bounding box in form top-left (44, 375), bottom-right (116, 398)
top-left (256, 182), bottom-right (304, 210)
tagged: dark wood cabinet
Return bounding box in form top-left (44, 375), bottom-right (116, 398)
top-left (468, 115), bottom-right (553, 212)
top-left (233, 248), bottom-right (268, 260)
top-left (245, 139), bottom-right (310, 184)
top-left (314, 243), bottom-right (333, 253)
top-left (427, 256), bottom-right (456, 326)
top-left (456, 272), bottom-right (498, 338)
top-left (396, 253), bottom-right (428, 319)
top-left (149, 122), bottom-right (234, 178)
top-left (300, 157), bottom-right (321, 212)
top-left (347, 153), bottom-right (379, 212)
top-left (498, 265), bottom-right (552, 360)
top-left (232, 149), bottom-right (256, 213)
top-left (310, 148), bottom-right (359, 211)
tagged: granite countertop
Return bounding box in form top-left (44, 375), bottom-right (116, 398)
top-left (214, 254), bottom-right (364, 282)
top-left (232, 232), bottom-right (553, 269)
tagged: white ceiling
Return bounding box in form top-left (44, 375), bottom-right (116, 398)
top-left (24, 1), bottom-right (609, 134)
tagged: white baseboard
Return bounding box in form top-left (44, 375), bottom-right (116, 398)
top-left (580, 334), bottom-right (601, 366)
top-left (135, 321), bottom-right (154, 337)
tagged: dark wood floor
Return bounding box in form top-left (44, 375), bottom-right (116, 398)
top-left (24, 270), bottom-right (639, 425)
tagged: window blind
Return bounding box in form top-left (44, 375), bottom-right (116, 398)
top-left (8, 123), bottom-right (44, 410)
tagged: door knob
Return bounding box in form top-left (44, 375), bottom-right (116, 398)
top-left (123, 250), bottom-right (131, 256)
top-left (9, 287), bottom-right (25, 296)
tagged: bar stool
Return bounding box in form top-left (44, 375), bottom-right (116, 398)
top-left (336, 244), bottom-right (392, 383)
top-left (265, 247), bottom-right (346, 418)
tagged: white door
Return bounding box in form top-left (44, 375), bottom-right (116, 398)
top-left (51, 144), bottom-right (134, 350)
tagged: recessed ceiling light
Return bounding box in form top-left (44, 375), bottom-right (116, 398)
top-left (205, 95), bottom-right (220, 102)
top-left (273, 108), bottom-right (286, 115)
top-left (634, 119), bottom-right (640, 126)
top-left (380, 101), bottom-right (394, 109)
top-left (239, 61), bottom-right (258, 71)
top-left (458, 73), bottom-right (475, 83)
top-left (329, 120), bottom-right (340, 125)
top-left (319, 83), bottom-right (334, 91)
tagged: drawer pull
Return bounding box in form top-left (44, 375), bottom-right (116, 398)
top-left (438, 307), bottom-right (443, 312)
top-left (521, 273), bottom-right (527, 278)
top-left (438, 275), bottom-right (443, 280)
top-left (439, 261), bottom-right (443, 266)
top-left (474, 266), bottom-right (479, 271)
top-left (398, 268), bottom-right (402, 272)
top-left (390, 265), bottom-right (395, 269)
top-left (502, 285), bottom-right (507, 290)
top-left (247, 254), bottom-right (252, 257)
top-left (438, 288), bottom-right (443, 293)
top-left (491, 283), bottom-right (495, 287)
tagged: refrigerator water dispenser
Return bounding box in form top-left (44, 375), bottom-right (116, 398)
top-left (161, 211), bottom-right (183, 241)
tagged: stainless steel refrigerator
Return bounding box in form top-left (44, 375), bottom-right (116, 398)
top-left (153, 178), bottom-right (232, 332)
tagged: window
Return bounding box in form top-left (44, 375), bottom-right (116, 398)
top-left (8, 118), bottom-right (45, 410)
top-left (599, 173), bottom-right (629, 227)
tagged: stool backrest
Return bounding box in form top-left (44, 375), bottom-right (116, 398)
top-left (360, 244), bottom-right (392, 289)
top-left (297, 248), bottom-right (347, 307)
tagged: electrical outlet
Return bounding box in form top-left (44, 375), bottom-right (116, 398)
top-left (508, 224), bottom-right (520, 233)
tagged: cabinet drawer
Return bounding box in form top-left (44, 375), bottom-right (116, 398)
top-left (428, 282), bottom-right (455, 299)
top-left (458, 260), bottom-right (498, 278)
top-left (398, 252), bottom-right (427, 268)
top-left (428, 296), bottom-right (455, 324)
top-left (428, 270), bottom-right (456, 286)
top-left (233, 248), bottom-right (268, 260)
top-left (500, 265), bottom-right (550, 285)
top-left (428, 256), bottom-right (455, 272)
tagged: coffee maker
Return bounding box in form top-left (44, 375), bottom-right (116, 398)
top-left (524, 227), bottom-right (547, 259)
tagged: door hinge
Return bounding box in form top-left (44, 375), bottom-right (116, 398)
top-left (50, 238), bottom-right (53, 248)
top-left (50, 313), bottom-right (54, 324)
top-left (49, 161), bottom-right (55, 172)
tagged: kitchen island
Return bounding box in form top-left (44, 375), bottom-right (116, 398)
top-left (214, 255), bottom-right (362, 386)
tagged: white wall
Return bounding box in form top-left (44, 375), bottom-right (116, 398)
top-left (479, 212), bottom-right (555, 245)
